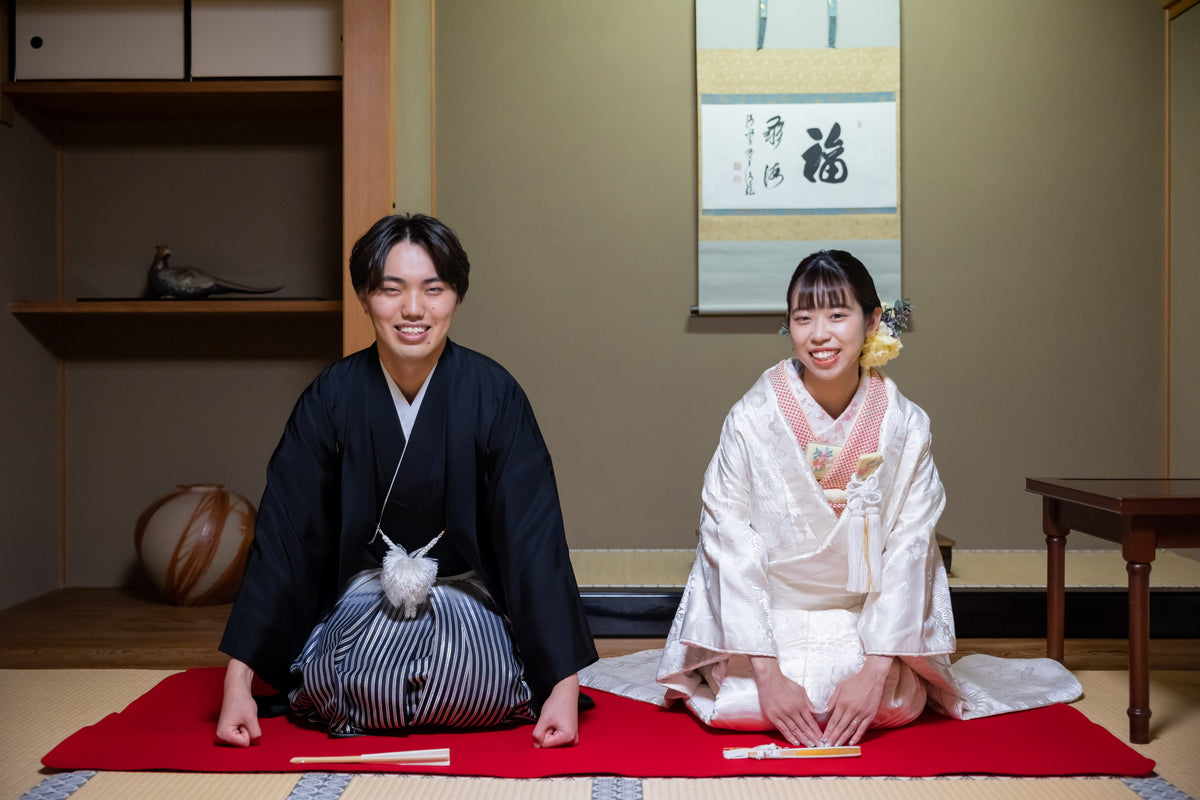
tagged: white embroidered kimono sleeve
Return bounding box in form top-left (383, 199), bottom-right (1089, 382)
top-left (858, 403), bottom-right (955, 656)
top-left (678, 410), bottom-right (776, 657)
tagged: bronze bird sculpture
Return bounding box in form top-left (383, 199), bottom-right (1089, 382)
top-left (146, 245), bottom-right (284, 299)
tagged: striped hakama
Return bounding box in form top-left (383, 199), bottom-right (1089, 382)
top-left (289, 570), bottom-right (534, 736)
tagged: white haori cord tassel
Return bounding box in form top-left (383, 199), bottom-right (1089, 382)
top-left (845, 470), bottom-right (883, 593)
top-left (378, 529), bottom-right (444, 618)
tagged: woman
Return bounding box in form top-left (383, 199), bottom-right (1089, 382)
top-left (216, 214), bottom-right (597, 749)
top-left (643, 250), bottom-right (1078, 747)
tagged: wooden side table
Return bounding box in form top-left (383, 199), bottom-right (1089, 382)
top-left (1025, 478), bottom-right (1200, 743)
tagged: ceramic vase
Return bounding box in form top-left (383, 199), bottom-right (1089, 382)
top-left (134, 484), bottom-right (255, 606)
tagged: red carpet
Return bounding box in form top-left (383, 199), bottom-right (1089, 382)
top-left (43, 668), bottom-right (1154, 778)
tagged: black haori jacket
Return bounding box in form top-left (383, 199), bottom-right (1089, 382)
top-left (219, 340), bottom-right (597, 701)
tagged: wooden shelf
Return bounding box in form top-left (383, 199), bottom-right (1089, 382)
top-left (12, 299), bottom-right (342, 316)
top-left (1, 79), bottom-right (342, 120)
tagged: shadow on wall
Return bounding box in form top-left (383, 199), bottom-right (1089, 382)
top-left (685, 315), bottom-right (783, 335)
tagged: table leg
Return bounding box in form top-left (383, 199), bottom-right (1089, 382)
top-left (1043, 502), bottom-right (1067, 663)
top-left (1126, 559), bottom-right (1151, 744)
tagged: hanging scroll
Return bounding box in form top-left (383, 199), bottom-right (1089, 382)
top-left (696, 0), bottom-right (901, 314)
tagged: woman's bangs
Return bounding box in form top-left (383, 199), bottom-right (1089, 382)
top-left (792, 273), bottom-right (853, 311)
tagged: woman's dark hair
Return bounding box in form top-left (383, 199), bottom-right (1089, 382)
top-left (349, 213), bottom-right (470, 299)
top-left (786, 249), bottom-right (880, 316)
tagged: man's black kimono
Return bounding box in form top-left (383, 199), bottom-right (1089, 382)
top-left (220, 340), bottom-right (597, 702)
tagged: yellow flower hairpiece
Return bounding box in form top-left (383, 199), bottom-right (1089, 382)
top-left (860, 323), bottom-right (903, 368)
top-left (857, 299), bottom-right (912, 368)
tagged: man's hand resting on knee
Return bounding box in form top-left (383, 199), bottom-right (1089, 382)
top-left (215, 659), bottom-right (262, 747)
top-left (532, 673), bottom-right (580, 748)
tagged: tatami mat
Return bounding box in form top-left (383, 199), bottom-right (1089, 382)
top-left (643, 777), bottom-right (1145, 800)
top-left (0, 669), bottom-right (169, 800)
top-left (946, 550), bottom-right (1200, 589)
top-left (341, 776), bottom-right (593, 800)
top-left (569, 549), bottom-right (1200, 589)
top-left (570, 549), bottom-right (696, 588)
top-left (65, 772), bottom-right (301, 800)
top-left (5, 668), bottom-right (1199, 800)
top-left (1071, 670), bottom-right (1200, 798)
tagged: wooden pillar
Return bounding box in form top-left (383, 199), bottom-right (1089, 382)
top-left (342, 0), bottom-right (395, 355)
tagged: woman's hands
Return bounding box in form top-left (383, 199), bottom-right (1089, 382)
top-left (532, 673), bottom-right (580, 748)
top-left (823, 654), bottom-right (894, 746)
top-left (750, 656), bottom-right (823, 747)
top-left (215, 659), bottom-right (261, 747)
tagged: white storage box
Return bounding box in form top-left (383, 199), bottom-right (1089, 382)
top-left (14, 0), bottom-right (185, 80)
top-left (191, 0), bottom-right (342, 78)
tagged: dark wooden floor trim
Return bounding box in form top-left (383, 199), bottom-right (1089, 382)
top-left (581, 589), bottom-right (1200, 639)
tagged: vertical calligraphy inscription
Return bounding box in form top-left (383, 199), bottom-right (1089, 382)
top-left (763, 115), bottom-right (786, 189)
top-left (745, 114), bottom-right (756, 195)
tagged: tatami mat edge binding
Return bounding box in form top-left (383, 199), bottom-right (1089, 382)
top-left (16, 773), bottom-right (1196, 800)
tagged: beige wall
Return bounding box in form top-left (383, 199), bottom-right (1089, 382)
top-left (1170, 6), bottom-right (1200, 477)
top-left (0, 107), bottom-right (60, 607)
top-left (435, 0), bottom-right (1165, 551)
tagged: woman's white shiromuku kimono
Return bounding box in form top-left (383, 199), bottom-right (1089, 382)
top-left (580, 361), bottom-right (1080, 729)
